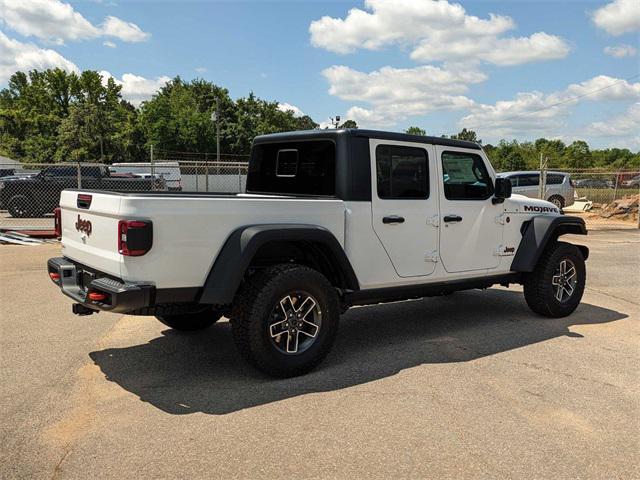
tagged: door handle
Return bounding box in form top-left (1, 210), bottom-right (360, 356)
top-left (443, 215), bottom-right (463, 223)
top-left (382, 215), bottom-right (405, 224)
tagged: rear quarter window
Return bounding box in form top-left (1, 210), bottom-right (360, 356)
top-left (547, 174), bottom-right (565, 185)
top-left (247, 140), bottom-right (336, 196)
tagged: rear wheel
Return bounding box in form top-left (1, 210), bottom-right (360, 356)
top-left (155, 307), bottom-right (222, 331)
top-left (7, 195), bottom-right (32, 218)
top-left (548, 195), bottom-right (565, 209)
top-left (523, 241), bottom-right (586, 317)
top-left (231, 264), bottom-right (340, 377)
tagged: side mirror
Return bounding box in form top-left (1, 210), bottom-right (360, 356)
top-left (493, 177), bottom-right (512, 203)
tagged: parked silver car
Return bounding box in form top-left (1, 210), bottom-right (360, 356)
top-left (497, 171), bottom-right (575, 208)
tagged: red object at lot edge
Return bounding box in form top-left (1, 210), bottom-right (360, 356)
top-left (49, 272), bottom-right (60, 280)
top-left (54, 207), bottom-right (62, 237)
top-left (118, 220), bottom-right (153, 256)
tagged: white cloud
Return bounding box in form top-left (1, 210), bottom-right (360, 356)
top-left (195, 67), bottom-right (207, 73)
top-left (0, 0), bottom-right (149, 44)
top-left (459, 75), bottom-right (640, 138)
top-left (101, 15), bottom-right (150, 42)
top-left (0, 31), bottom-right (78, 84)
top-left (586, 102), bottom-right (640, 137)
top-left (277, 102), bottom-right (305, 117)
top-left (591, 0), bottom-right (640, 36)
top-left (603, 44), bottom-right (637, 58)
top-left (103, 40), bottom-right (116, 48)
top-left (100, 71), bottom-right (170, 106)
top-left (322, 63), bottom-right (481, 127)
top-left (310, 0), bottom-right (570, 66)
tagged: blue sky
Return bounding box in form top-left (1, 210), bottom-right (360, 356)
top-left (1, 0), bottom-right (639, 148)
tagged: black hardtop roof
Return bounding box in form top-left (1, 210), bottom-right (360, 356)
top-left (253, 129), bottom-right (481, 150)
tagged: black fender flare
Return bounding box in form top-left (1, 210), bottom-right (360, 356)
top-left (511, 215), bottom-right (588, 273)
top-left (199, 224), bottom-right (359, 305)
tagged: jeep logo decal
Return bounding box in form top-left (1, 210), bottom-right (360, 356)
top-left (75, 214), bottom-right (92, 236)
top-left (523, 205), bottom-right (559, 214)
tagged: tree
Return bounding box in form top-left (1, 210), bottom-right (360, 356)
top-left (451, 128), bottom-right (481, 144)
top-left (138, 78), bottom-right (314, 155)
top-left (405, 126), bottom-right (426, 136)
top-left (562, 140), bottom-right (593, 169)
top-left (486, 140), bottom-right (526, 171)
top-left (3, 68), bottom-right (640, 168)
top-left (338, 119), bottom-right (357, 129)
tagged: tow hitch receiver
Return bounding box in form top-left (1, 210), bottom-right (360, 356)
top-left (72, 303), bottom-right (98, 316)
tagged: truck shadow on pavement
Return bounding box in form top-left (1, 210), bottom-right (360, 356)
top-left (89, 289), bottom-right (627, 415)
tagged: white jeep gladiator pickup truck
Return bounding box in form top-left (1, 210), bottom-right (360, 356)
top-left (48, 129), bottom-right (588, 377)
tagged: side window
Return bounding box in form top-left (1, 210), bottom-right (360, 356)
top-left (518, 174), bottom-right (539, 187)
top-left (547, 174), bottom-right (564, 185)
top-left (45, 167), bottom-right (75, 177)
top-left (508, 176), bottom-right (519, 187)
top-left (441, 151), bottom-right (493, 200)
top-left (80, 166), bottom-right (102, 178)
top-left (376, 145), bottom-right (429, 199)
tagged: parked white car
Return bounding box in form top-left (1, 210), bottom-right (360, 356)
top-left (110, 162), bottom-right (182, 191)
top-left (49, 130), bottom-right (588, 377)
top-left (497, 171), bottom-right (575, 209)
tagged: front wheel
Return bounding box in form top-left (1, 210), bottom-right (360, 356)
top-left (231, 264), bottom-right (340, 378)
top-left (155, 307), bottom-right (222, 331)
top-left (523, 241), bottom-right (586, 317)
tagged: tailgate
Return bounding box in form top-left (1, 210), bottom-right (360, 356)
top-left (59, 190), bottom-right (123, 278)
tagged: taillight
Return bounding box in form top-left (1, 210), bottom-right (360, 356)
top-left (54, 207), bottom-right (62, 237)
top-left (118, 220), bottom-right (153, 256)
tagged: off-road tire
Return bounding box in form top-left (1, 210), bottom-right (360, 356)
top-left (7, 195), bottom-right (32, 218)
top-left (231, 264), bottom-right (340, 378)
top-left (523, 241), bottom-right (586, 318)
top-left (155, 307), bottom-right (222, 331)
top-left (548, 195), bottom-right (565, 209)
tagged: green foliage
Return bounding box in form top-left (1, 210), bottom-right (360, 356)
top-left (405, 126), bottom-right (426, 136)
top-left (338, 119), bottom-right (358, 129)
top-left (0, 69), bottom-right (145, 163)
top-left (451, 128), bottom-right (481, 144)
top-left (0, 69), bottom-right (319, 162)
top-left (1, 69), bottom-right (639, 170)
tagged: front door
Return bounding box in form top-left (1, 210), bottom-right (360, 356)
top-left (370, 140), bottom-right (439, 277)
top-left (437, 146), bottom-right (503, 273)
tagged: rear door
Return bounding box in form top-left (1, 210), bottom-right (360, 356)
top-left (370, 140), bottom-right (439, 277)
top-left (437, 147), bottom-right (503, 273)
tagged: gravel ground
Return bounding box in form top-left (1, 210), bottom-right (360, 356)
top-left (1, 230), bottom-right (638, 479)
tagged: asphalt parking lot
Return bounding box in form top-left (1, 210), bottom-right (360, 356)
top-left (1, 229), bottom-right (639, 479)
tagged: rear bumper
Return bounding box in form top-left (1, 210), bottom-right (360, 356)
top-left (47, 257), bottom-right (154, 314)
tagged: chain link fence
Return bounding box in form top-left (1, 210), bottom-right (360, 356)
top-left (1, 159), bottom-right (637, 231)
top-left (0, 158), bottom-right (248, 230)
top-left (568, 169), bottom-right (640, 206)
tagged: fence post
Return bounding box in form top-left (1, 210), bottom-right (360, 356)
top-left (613, 170), bottom-right (619, 203)
top-left (150, 144), bottom-right (155, 191)
top-left (205, 153), bottom-right (209, 192)
top-left (77, 162), bottom-right (82, 189)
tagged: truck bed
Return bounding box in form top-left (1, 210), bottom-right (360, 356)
top-left (59, 189), bottom-right (346, 289)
